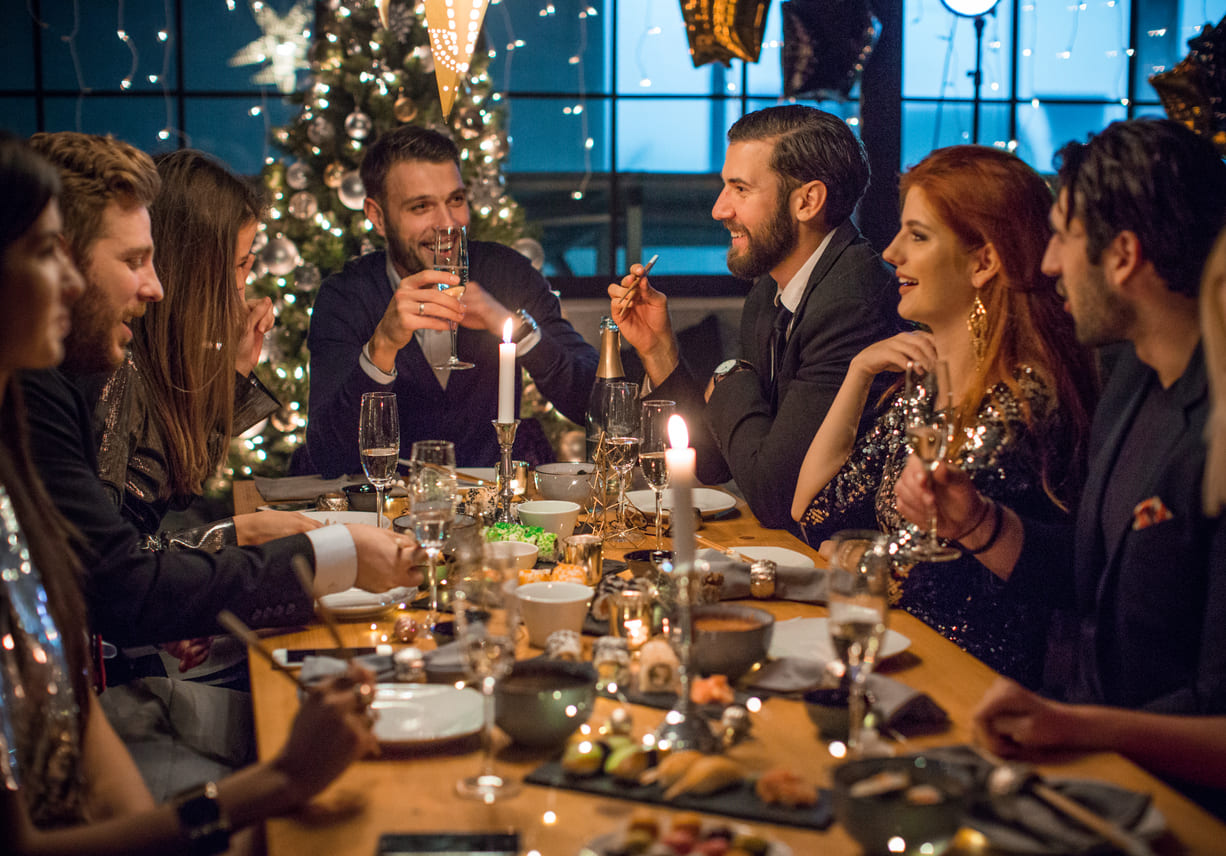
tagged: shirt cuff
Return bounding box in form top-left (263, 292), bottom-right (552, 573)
top-left (359, 342), bottom-right (397, 384)
top-left (305, 525), bottom-right (357, 595)
top-left (515, 326), bottom-right (541, 356)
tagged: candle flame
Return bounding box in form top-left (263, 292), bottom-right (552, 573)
top-left (667, 414), bottom-right (689, 449)
top-left (502, 317), bottom-right (514, 343)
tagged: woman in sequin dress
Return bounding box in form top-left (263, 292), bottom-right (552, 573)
top-left (791, 146), bottom-right (1097, 687)
top-left (0, 136), bottom-right (377, 852)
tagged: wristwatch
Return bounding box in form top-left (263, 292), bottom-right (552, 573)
top-left (711, 358), bottom-right (755, 385)
top-left (510, 308), bottom-right (541, 353)
top-left (173, 781), bottom-right (232, 856)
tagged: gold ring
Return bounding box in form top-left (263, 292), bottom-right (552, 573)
top-left (418, 302), bottom-right (426, 315)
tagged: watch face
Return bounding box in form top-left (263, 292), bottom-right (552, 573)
top-left (714, 359), bottom-right (740, 376)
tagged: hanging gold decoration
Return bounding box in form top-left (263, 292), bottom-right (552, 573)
top-left (679, 0), bottom-right (771, 68)
top-left (424, 0), bottom-right (489, 118)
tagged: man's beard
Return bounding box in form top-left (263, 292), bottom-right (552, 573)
top-left (60, 283), bottom-right (124, 375)
top-left (726, 193), bottom-right (797, 280)
top-left (385, 226), bottom-right (426, 277)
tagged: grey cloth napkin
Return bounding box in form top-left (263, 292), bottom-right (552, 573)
top-left (299, 652), bottom-right (396, 685)
top-left (254, 474), bottom-right (367, 502)
top-left (749, 660), bottom-right (947, 734)
top-left (696, 548), bottom-right (828, 604)
top-left (925, 746), bottom-right (1156, 854)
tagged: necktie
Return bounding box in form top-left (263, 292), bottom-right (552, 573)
top-left (770, 304), bottom-right (793, 384)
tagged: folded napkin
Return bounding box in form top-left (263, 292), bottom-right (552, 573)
top-left (254, 473), bottom-right (367, 502)
top-left (924, 746), bottom-right (1156, 854)
top-left (299, 652), bottom-right (396, 685)
top-left (696, 549), bottom-right (827, 604)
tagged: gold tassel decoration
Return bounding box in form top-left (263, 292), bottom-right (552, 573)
top-left (968, 293), bottom-right (988, 365)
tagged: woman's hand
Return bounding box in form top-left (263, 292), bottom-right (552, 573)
top-left (894, 456), bottom-right (982, 541)
top-left (236, 296), bottom-right (276, 377)
top-left (233, 511), bottom-right (322, 546)
top-left (847, 330), bottom-right (937, 382)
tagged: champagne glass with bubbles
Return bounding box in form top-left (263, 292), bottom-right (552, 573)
top-left (432, 225), bottom-right (474, 371)
top-left (903, 360), bottom-right (960, 562)
top-left (602, 381), bottom-right (641, 545)
top-left (359, 392), bottom-right (399, 529)
top-left (826, 530), bottom-right (892, 754)
top-left (409, 440), bottom-right (457, 636)
top-left (640, 400), bottom-right (676, 552)
top-left (454, 539), bottom-right (521, 802)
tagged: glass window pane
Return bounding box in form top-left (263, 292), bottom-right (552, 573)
top-left (902, 2), bottom-right (1015, 100)
top-left (184, 0), bottom-right (305, 91)
top-left (508, 179), bottom-right (611, 277)
top-left (1016, 1), bottom-right (1131, 100)
top-left (185, 97), bottom-right (299, 176)
top-left (483, 0), bottom-right (606, 95)
top-left (504, 98), bottom-right (611, 173)
top-left (39, 0), bottom-right (177, 92)
top-left (0, 98), bottom-right (37, 136)
top-left (901, 101), bottom-right (1014, 165)
top-left (616, 99), bottom-right (733, 172)
top-left (42, 96), bottom-right (178, 156)
top-left (1134, 1), bottom-right (1226, 103)
top-left (615, 0), bottom-right (727, 95)
top-left (1012, 102), bottom-right (1128, 171)
top-left (0, 10), bottom-right (34, 88)
top-left (743, 10), bottom-right (784, 95)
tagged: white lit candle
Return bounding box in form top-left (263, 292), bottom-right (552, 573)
top-left (498, 318), bottom-right (516, 423)
top-left (666, 415), bottom-right (695, 571)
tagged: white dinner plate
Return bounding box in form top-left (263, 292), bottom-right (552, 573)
top-left (733, 546), bottom-right (816, 569)
top-left (626, 487), bottom-right (738, 517)
top-left (317, 587), bottom-right (397, 620)
top-left (371, 683), bottom-right (483, 747)
top-left (457, 467), bottom-right (497, 484)
top-left (301, 510), bottom-right (378, 526)
top-left (768, 616), bottom-right (910, 663)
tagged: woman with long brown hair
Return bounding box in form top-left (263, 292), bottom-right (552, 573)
top-left (791, 145), bottom-right (1097, 686)
top-left (0, 134), bottom-right (377, 854)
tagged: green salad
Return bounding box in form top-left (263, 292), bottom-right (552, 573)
top-left (482, 522), bottom-right (557, 558)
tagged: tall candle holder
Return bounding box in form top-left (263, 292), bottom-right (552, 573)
top-left (654, 557), bottom-right (718, 752)
top-left (492, 420), bottom-right (520, 523)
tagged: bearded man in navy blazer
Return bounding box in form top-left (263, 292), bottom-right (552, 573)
top-left (609, 106), bottom-right (900, 534)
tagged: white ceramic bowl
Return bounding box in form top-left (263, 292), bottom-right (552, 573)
top-left (485, 539), bottom-right (539, 570)
top-left (516, 581), bottom-right (594, 647)
top-left (533, 463), bottom-right (597, 506)
top-left (516, 500), bottom-right (581, 540)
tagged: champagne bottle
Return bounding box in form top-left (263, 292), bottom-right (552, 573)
top-left (585, 316), bottom-right (626, 462)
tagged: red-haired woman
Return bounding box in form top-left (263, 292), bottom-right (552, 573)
top-left (792, 145), bottom-right (1097, 687)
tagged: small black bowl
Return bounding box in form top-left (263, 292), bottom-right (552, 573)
top-left (623, 548), bottom-right (673, 580)
top-left (343, 483), bottom-right (379, 512)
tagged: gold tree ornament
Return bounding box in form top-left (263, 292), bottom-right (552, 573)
top-left (424, 0), bottom-right (490, 118)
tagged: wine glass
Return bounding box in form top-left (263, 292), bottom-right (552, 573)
top-left (358, 391), bottom-right (399, 529)
top-left (409, 439), bottom-right (457, 636)
top-left (826, 529), bottom-right (892, 754)
top-left (432, 225), bottom-right (474, 371)
top-left (602, 381), bottom-right (642, 545)
top-left (903, 360), bottom-right (960, 562)
top-left (640, 399), bottom-right (676, 552)
top-left (454, 539), bottom-right (521, 802)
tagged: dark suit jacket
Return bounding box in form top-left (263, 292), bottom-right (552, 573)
top-left (1009, 345), bottom-right (1226, 713)
top-left (654, 220), bottom-right (900, 533)
top-left (20, 368), bottom-right (315, 645)
top-left (305, 244), bottom-right (596, 474)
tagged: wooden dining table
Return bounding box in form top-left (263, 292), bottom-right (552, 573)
top-left (232, 479), bottom-right (1226, 855)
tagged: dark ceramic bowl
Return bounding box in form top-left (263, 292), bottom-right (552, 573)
top-left (494, 659), bottom-right (597, 749)
top-left (343, 483), bottom-right (379, 512)
top-left (803, 686), bottom-right (851, 742)
top-left (832, 755), bottom-right (973, 855)
top-left (623, 548), bottom-right (673, 580)
top-left (689, 603), bottom-right (774, 681)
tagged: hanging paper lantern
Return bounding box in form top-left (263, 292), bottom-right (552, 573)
top-left (286, 161), bottom-right (313, 190)
top-left (323, 161), bottom-right (347, 188)
top-left (680, 0), bottom-right (771, 68)
top-left (344, 110), bottom-right (373, 140)
top-left (781, 0), bottom-right (881, 102)
top-left (1151, 13), bottom-right (1226, 154)
top-left (424, 0), bottom-right (490, 118)
top-left (338, 170), bottom-right (367, 209)
top-left (262, 235), bottom-right (300, 276)
top-left (288, 191), bottom-right (320, 220)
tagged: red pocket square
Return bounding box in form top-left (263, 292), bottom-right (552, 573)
top-left (1132, 496), bottom-right (1175, 530)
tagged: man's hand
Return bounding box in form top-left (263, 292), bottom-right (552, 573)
top-left (456, 277), bottom-right (512, 335)
top-left (366, 269), bottom-right (463, 373)
top-left (233, 510), bottom-right (322, 546)
top-left (236, 296), bottom-right (275, 377)
top-left (973, 677), bottom-right (1082, 758)
top-left (894, 457), bottom-right (985, 541)
top-left (607, 265), bottom-right (678, 385)
top-left (346, 524), bottom-right (426, 592)
top-left (163, 637), bottom-right (212, 672)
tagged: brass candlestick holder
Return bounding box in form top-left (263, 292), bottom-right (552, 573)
top-left (492, 420), bottom-right (519, 523)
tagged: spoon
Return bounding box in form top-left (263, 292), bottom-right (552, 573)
top-left (985, 760), bottom-right (1155, 856)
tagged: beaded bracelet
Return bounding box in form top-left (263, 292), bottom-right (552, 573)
top-left (965, 499), bottom-right (1004, 556)
top-left (952, 496), bottom-right (993, 543)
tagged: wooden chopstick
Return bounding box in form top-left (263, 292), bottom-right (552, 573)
top-left (616, 253), bottom-right (659, 312)
top-left (292, 554), bottom-right (353, 662)
top-left (217, 609), bottom-right (311, 691)
top-left (695, 534), bottom-right (756, 566)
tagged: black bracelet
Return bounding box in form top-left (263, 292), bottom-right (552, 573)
top-left (173, 781), bottom-right (232, 856)
top-left (952, 496), bottom-right (992, 543)
top-left (964, 499), bottom-right (1004, 556)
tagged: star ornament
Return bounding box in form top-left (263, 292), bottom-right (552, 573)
top-left (229, 0), bottom-right (313, 94)
top-left (425, 0), bottom-right (489, 118)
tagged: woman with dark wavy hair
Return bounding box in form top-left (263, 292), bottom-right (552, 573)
top-left (792, 145), bottom-right (1098, 686)
top-left (0, 134), bottom-right (377, 854)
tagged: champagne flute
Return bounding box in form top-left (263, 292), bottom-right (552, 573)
top-left (640, 399), bottom-right (676, 552)
top-left (602, 381), bottom-right (641, 545)
top-left (432, 225), bottom-right (474, 371)
top-left (409, 439), bottom-right (457, 636)
top-left (454, 538), bottom-right (521, 801)
top-left (358, 391), bottom-right (399, 529)
top-left (826, 529), bottom-right (892, 754)
top-left (903, 360), bottom-right (960, 562)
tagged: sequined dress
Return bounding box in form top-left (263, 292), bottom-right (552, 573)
top-left (799, 367), bottom-right (1072, 687)
top-left (0, 484), bottom-right (86, 827)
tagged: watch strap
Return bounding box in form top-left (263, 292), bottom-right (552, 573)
top-left (173, 781), bottom-right (232, 856)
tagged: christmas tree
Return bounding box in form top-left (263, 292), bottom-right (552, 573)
top-left (222, 0), bottom-right (532, 483)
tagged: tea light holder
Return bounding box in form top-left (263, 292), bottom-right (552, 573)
top-left (492, 419), bottom-right (520, 523)
top-left (653, 558), bottom-right (718, 752)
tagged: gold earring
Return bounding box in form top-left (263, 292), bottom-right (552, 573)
top-left (968, 294), bottom-right (987, 365)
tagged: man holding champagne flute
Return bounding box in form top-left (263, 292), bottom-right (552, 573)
top-left (304, 125), bottom-right (597, 473)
